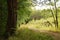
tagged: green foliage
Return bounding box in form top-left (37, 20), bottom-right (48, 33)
top-left (30, 9), bottom-right (53, 20)
top-left (0, 0), bottom-right (8, 36)
top-left (17, 0), bottom-right (32, 25)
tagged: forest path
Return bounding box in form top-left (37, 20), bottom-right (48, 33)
top-left (28, 27), bottom-right (60, 40)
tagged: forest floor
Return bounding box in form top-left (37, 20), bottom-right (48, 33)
top-left (28, 27), bottom-right (60, 40)
top-left (20, 24), bottom-right (60, 40)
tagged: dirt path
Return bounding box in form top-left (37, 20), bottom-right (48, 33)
top-left (28, 28), bottom-right (60, 40)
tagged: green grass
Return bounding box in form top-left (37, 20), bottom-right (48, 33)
top-left (9, 28), bottom-right (54, 40)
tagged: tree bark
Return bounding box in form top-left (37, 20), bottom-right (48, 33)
top-left (4, 0), bottom-right (17, 40)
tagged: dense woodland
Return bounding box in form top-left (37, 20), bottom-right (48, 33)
top-left (0, 0), bottom-right (60, 40)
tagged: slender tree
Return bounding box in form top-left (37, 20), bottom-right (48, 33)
top-left (4, 0), bottom-right (17, 40)
top-left (54, 0), bottom-right (58, 28)
top-left (48, 0), bottom-right (58, 28)
top-left (48, 0), bottom-right (56, 27)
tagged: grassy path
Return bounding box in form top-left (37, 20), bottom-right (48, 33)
top-left (28, 27), bottom-right (60, 40)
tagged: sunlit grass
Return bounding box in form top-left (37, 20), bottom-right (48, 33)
top-left (20, 17), bottom-right (60, 32)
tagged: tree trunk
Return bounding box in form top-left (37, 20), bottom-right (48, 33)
top-left (50, 8), bottom-right (56, 27)
top-left (49, 0), bottom-right (56, 27)
top-left (4, 0), bottom-right (17, 40)
top-left (0, 0), bottom-right (3, 37)
top-left (0, 0), bottom-right (3, 27)
top-left (54, 0), bottom-right (58, 28)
